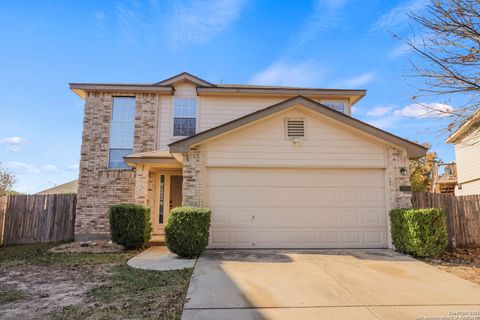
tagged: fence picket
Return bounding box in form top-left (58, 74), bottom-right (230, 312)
top-left (412, 192), bottom-right (480, 248)
top-left (0, 194), bottom-right (76, 246)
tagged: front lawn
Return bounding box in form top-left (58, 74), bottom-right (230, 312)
top-left (0, 243), bottom-right (192, 320)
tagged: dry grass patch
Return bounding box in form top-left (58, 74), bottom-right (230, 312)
top-left (0, 243), bottom-right (192, 320)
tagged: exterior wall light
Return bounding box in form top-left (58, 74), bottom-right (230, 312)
top-left (400, 167), bottom-right (408, 176)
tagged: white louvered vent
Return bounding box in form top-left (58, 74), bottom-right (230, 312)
top-left (285, 118), bottom-right (305, 140)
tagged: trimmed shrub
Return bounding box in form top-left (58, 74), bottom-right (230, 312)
top-left (109, 204), bottom-right (152, 249)
top-left (390, 208), bottom-right (448, 257)
top-left (165, 207), bottom-right (211, 258)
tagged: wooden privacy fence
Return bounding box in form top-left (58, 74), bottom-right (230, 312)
top-left (0, 194), bottom-right (76, 246)
top-left (411, 192), bottom-right (480, 248)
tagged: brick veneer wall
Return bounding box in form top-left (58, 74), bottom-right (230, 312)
top-left (182, 147), bottom-right (205, 207)
top-left (75, 92), bottom-right (158, 240)
top-left (386, 146), bottom-right (412, 209)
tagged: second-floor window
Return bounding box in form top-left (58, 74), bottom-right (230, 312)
top-left (322, 101), bottom-right (345, 113)
top-left (108, 97), bottom-right (135, 169)
top-left (173, 97), bottom-right (197, 137)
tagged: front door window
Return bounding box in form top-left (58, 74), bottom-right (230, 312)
top-left (158, 175), bottom-right (165, 224)
top-left (169, 176), bottom-right (183, 210)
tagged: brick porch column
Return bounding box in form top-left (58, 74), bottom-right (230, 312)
top-left (134, 165), bottom-right (150, 205)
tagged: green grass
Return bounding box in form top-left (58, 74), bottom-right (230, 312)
top-left (0, 243), bottom-right (138, 267)
top-left (0, 290), bottom-right (25, 304)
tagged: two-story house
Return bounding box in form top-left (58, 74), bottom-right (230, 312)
top-left (70, 72), bottom-right (426, 249)
top-left (446, 110), bottom-right (480, 195)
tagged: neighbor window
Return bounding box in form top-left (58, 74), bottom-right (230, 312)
top-left (108, 97), bottom-right (135, 169)
top-left (322, 101), bottom-right (345, 113)
top-left (173, 97), bottom-right (197, 137)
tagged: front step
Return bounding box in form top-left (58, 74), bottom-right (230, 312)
top-left (149, 234), bottom-right (165, 246)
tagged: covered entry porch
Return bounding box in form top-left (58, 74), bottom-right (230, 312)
top-left (125, 151), bottom-right (184, 243)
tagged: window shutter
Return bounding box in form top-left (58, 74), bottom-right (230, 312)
top-left (286, 118), bottom-right (305, 139)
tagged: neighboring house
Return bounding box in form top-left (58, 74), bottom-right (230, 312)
top-left (70, 72), bottom-right (426, 248)
top-left (446, 110), bottom-right (480, 195)
top-left (35, 180), bottom-right (78, 195)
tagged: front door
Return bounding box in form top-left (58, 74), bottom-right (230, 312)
top-left (152, 172), bottom-right (183, 235)
top-left (170, 175), bottom-right (183, 209)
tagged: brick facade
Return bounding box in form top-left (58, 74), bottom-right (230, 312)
top-left (76, 89), bottom-right (414, 244)
top-left (75, 92), bottom-right (158, 240)
top-left (182, 147), bottom-right (205, 207)
top-left (386, 146), bottom-right (412, 209)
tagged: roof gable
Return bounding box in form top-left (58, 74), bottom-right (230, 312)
top-left (169, 96), bottom-right (427, 158)
top-left (446, 109), bottom-right (480, 143)
top-left (154, 72), bottom-right (214, 87)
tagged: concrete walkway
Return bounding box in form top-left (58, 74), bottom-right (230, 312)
top-left (182, 249), bottom-right (480, 320)
top-left (127, 246), bottom-right (196, 271)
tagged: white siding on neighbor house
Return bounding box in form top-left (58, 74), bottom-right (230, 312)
top-left (202, 106), bottom-right (387, 168)
top-left (155, 81), bottom-right (351, 150)
top-left (461, 181), bottom-right (480, 195)
top-left (455, 134), bottom-right (480, 195)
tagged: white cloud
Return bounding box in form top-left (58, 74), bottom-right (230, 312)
top-left (167, 0), bottom-right (249, 48)
top-left (367, 106), bottom-right (394, 117)
top-left (41, 165), bottom-right (59, 173)
top-left (336, 72), bottom-right (375, 88)
top-left (7, 161), bottom-right (40, 174)
top-left (249, 61), bottom-right (325, 87)
top-left (373, 0), bottom-right (427, 31)
top-left (6, 162), bottom-right (61, 174)
top-left (289, 0), bottom-right (349, 53)
top-left (394, 102), bottom-right (454, 118)
top-left (0, 136), bottom-right (28, 151)
top-left (390, 42), bottom-right (413, 58)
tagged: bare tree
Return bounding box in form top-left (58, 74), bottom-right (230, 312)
top-left (0, 162), bottom-right (16, 195)
top-left (402, 0), bottom-right (480, 142)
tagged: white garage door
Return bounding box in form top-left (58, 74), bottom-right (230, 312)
top-left (206, 167), bottom-right (388, 249)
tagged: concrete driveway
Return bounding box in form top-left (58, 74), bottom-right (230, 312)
top-left (182, 250), bottom-right (480, 320)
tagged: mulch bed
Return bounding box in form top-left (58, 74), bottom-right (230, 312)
top-left (49, 240), bottom-right (125, 253)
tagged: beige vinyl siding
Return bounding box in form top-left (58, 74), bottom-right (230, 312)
top-left (202, 106), bottom-right (387, 168)
top-left (156, 82), bottom-right (351, 149)
top-left (157, 95), bottom-right (172, 150)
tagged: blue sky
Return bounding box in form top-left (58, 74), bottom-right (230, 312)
top-left (0, 0), bottom-right (457, 193)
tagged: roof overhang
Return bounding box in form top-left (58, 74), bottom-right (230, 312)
top-left (169, 96), bottom-right (427, 159)
top-left (197, 87), bottom-right (366, 105)
top-left (154, 72), bottom-right (214, 87)
top-left (124, 150), bottom-right (183, 168)
top-left (69, 83), bottom-right (173, 99)
top-left (446, 110), bottom-right (480, 143)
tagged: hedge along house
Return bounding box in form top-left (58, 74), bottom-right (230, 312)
top-left (71, 72), bottom-right (427, 248)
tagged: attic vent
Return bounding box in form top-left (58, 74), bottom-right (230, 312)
top-left (285, 118), bottom-right (305, 139)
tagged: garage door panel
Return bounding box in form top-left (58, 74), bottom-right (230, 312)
top-left (207, 168), bottom-right (384, 188)
top-left (208, 188), bottom-right (385, 208)
top-left (210, 228), bottom-right (387, 248)
top-left (207, 168), bottom-right (388, 248)
top-left (210, 206), bottom-right (386, 228)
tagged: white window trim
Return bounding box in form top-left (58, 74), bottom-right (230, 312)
top-left (170, 96), bottom-right (200, 139)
